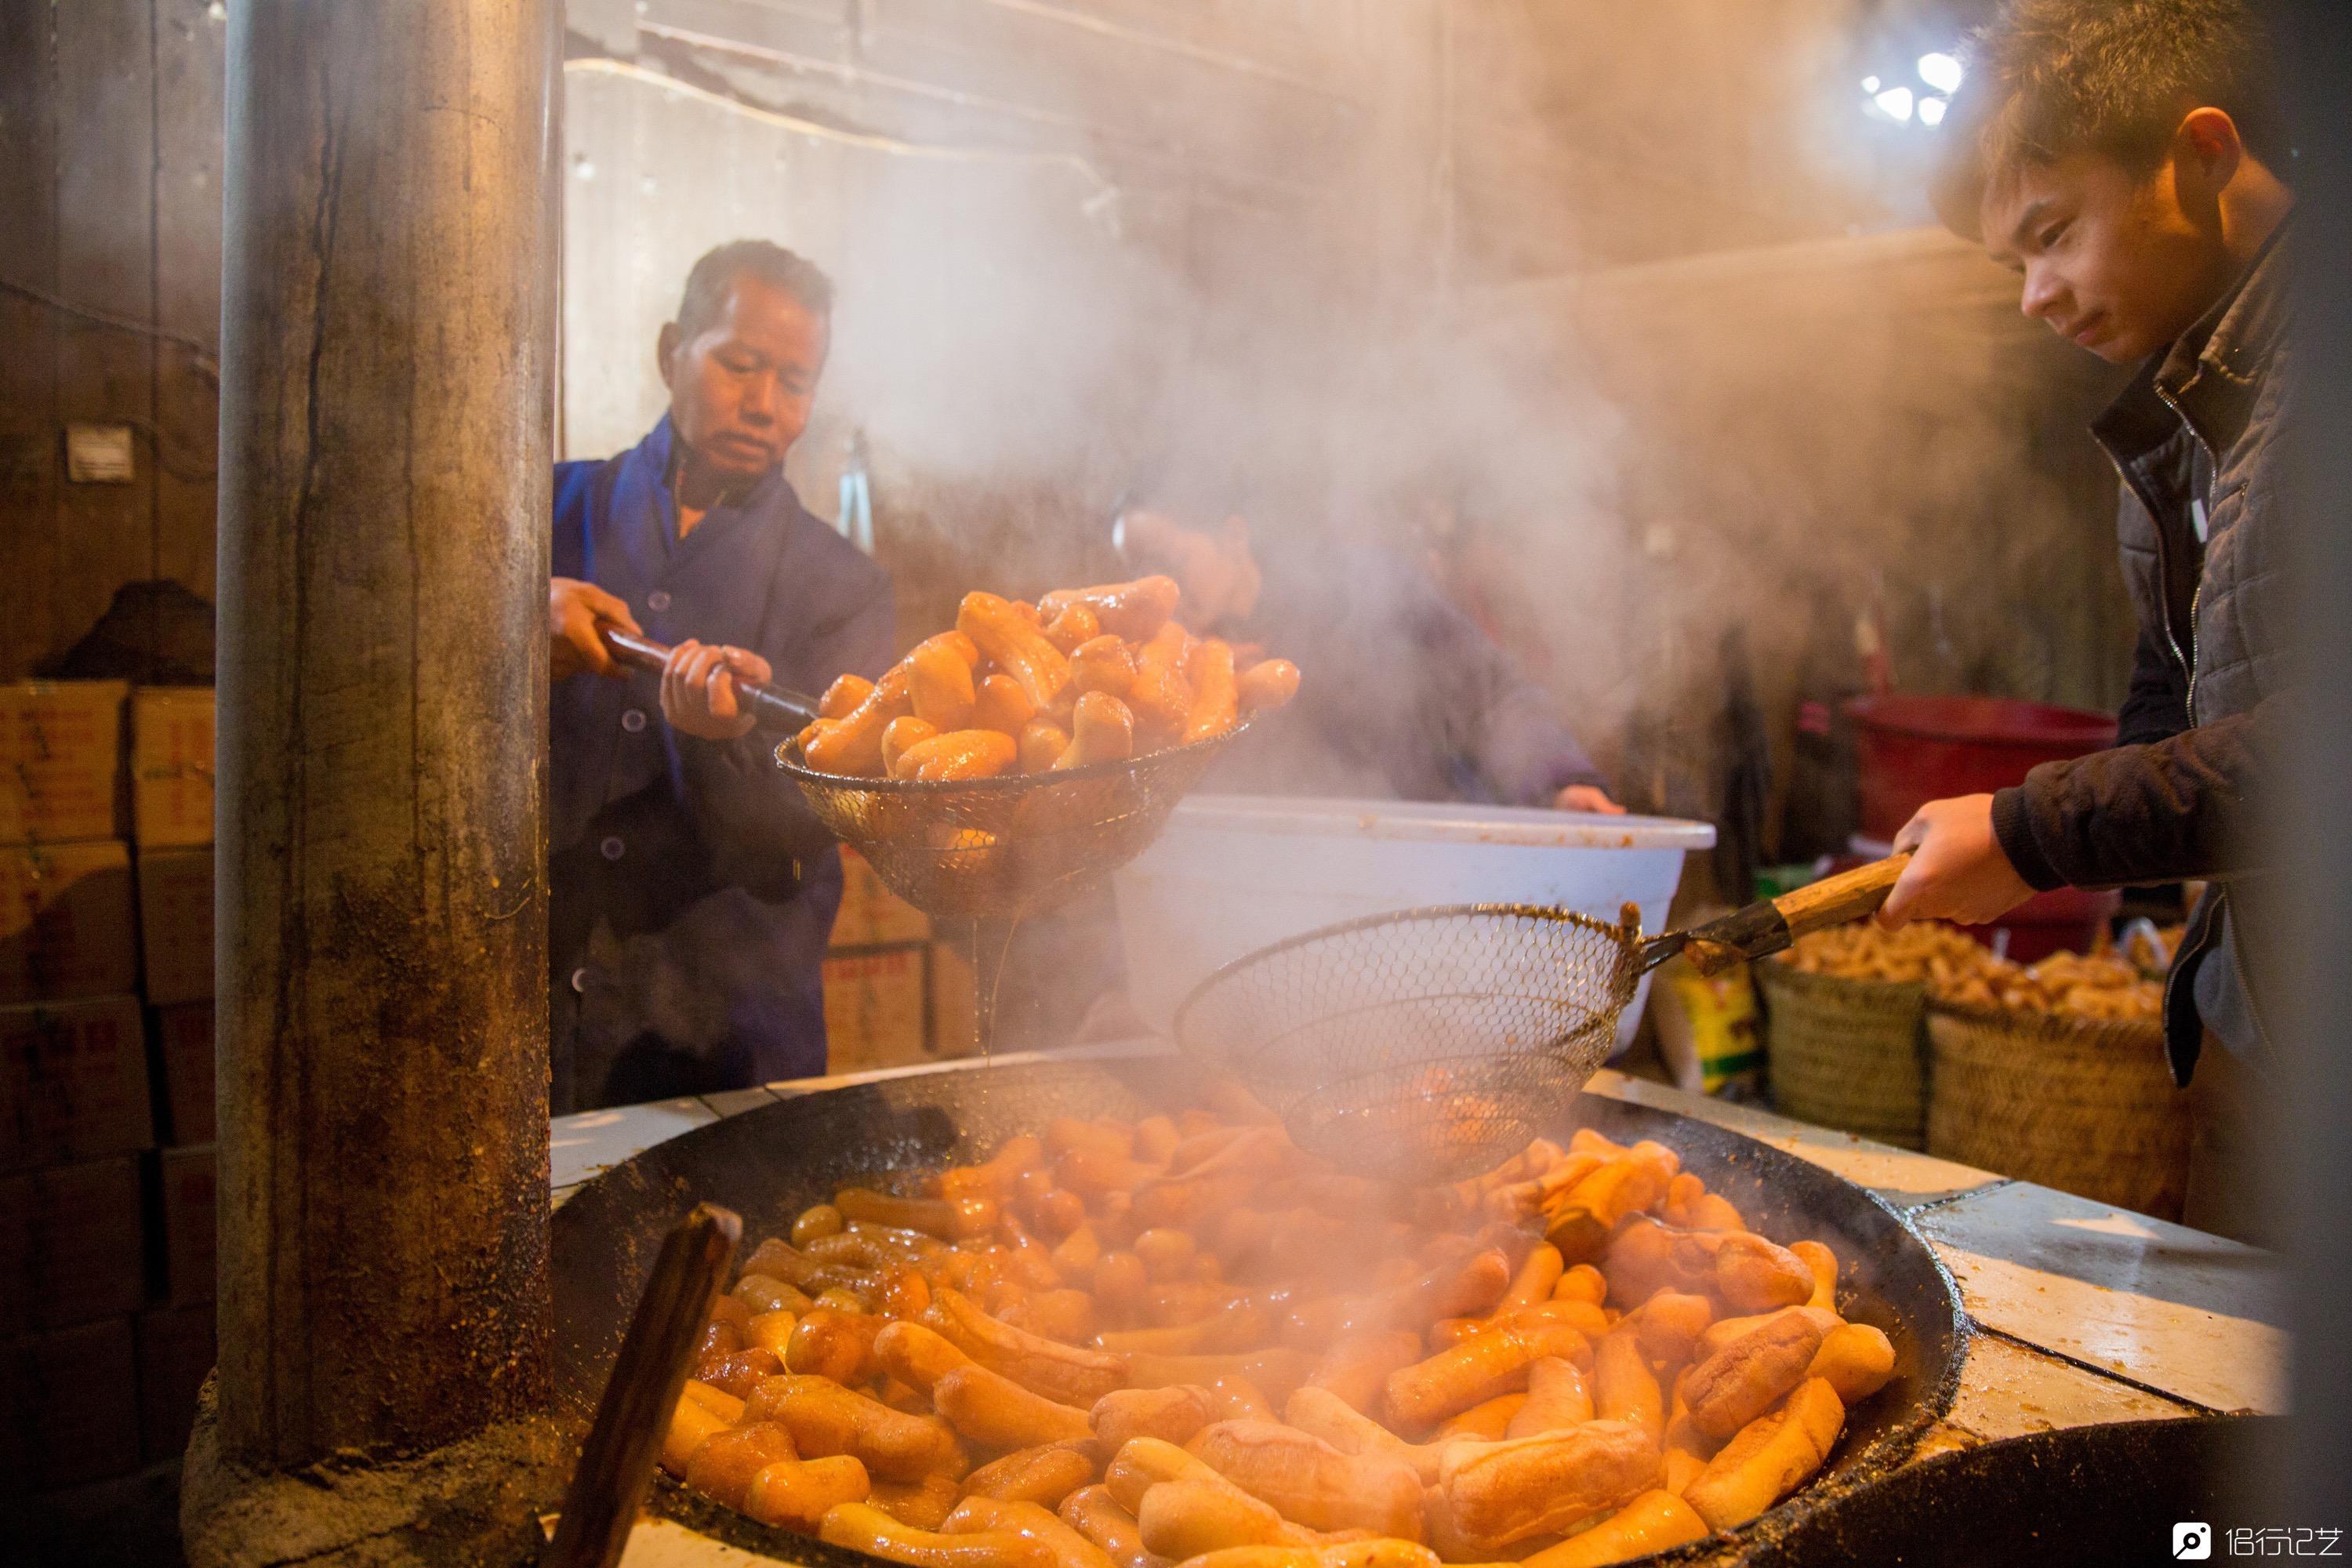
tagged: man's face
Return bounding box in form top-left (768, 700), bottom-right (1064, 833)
top-left (1981, 151), bottom-right (2237, 365)
top-left (659, 273), bottom-right (828, 480)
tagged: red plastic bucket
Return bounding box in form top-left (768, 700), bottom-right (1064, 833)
top-left (1845, 695), bottom-right (2118, 842)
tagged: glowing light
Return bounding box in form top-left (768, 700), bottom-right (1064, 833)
top-left (1918, 96), bottom-right (1948, 126)
top-left (1918, 52), bottom-right (1965, 93)
top-left (1861, 74), bottom-right (1882, 93)
top-left (1875, 85), bottom-right (1915, 122)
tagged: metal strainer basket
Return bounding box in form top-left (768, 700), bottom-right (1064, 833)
top-left (1173, 902), bottom-right (1645, 1185)
top-left (776, 721), bottom-right (1250, 924)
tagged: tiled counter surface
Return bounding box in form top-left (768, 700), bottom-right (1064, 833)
top-left (551, 1047), bottom-right (2287, 1566)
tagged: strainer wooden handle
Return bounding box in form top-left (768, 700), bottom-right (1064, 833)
top-left (597, 624), bottom-right (821, 730)
top-left (1659, 852), bottom-right (1915, 977)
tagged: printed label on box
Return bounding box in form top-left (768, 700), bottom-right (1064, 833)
top-left (130, 687), bottom-right (214, 848)
top-left (822, 946), bottom-right (929, 1073)
top-left (0, 681), bottom-right (127, 844)
top-left (0, 841), bottom-right (140, 1006)
top-left (0, 994), bottom-right (154, 1173)
top-left (829, 846), bottom-right (931, 949)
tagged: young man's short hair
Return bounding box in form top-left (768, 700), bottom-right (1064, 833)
top-left (674, 240), bottom-right (833, 339)
top-left (1931, 0), bottom-right (2285, 238)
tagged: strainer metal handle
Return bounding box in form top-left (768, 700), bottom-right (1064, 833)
top-left (601, 625), bottom-right (820, 730)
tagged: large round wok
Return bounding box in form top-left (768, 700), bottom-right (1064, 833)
top-left (550, 1058), bottom-right (1968, 1565)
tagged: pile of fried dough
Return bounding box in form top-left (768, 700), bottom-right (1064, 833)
top-left (796, 578), bottom-right (1300, 782)
top-left (661, 1097), bottom-right (1897, 1568)
top-left (1780, 923), bottom-right (2163, 1022)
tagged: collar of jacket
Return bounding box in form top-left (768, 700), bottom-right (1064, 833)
top-left (2091, 217), bottom-right (2292, 468)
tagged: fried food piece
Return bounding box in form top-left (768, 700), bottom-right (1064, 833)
top-left (1182, 641), bottom-right (1240, 745)
top-left (1126, 1350), bottom-right (1313, 1406)
top-left (1503, 1358), bottom-right (1593, 1438)
top-left (1517, 1490), bottom-right (1709, 1568)
top-left (1236, 659), bottom-right (1300, 713)
top-left (1069, 636), bottom-right (1138, 701)
top-left (1003, 1288), bottom-right (1098, 1345)
top-left (1060, 1485), bottom-right (1155, 1568)
top-left (745, 1374), bottom-right (969, 1482)
top-left (747, 1311), bottom-right (800, 1360)
top-left (1660, 1174), bottom-right (1746, 1236)
top-left (1126, 622), bottom-right (1194, 741)
top-left (1590, 1330), bottom-right (1664, 1445)
top-left (1711, 1234), bottom-right (1817, 1313)
top-left (946, 1496), bottom-right (1123, 1568)
top-left (1138, 1480), bottom-right (1296, 1559)
top-left (898, 728), bottom-right (1020, 782)
top-left (964, 1441), bottom-right (1104, 1508)
top-left (1282, 1387), bottom-right (1453, 1486)
top-left (960, 592), bottom-right (1073, 713)
top-left (662, 1396), bottom-right (735, 1476)
top-left (681, 1378), bottom-right (747, 1421)
top-left (1681, 1378), bottom-right (1845, 1530)
top-left (1054, 691), bottom-right (1137, 771)
top-left (1093, 1385), bottom-right (1218, 1452)
top-left (684, 1420), bottom-right (800, 1509)
top-left (1805, 1323), bottom-right (1896, 1405)
top-left (1790, 1240), bottom-right (1838, 1312)
top-left (746, 1454), bottom-right (874, 1533)
top-left (1104, 1436), bottom-right (1233, 1515)
top-left (788, 1308), bottom-right (886, 1385)
top-left (1433, 1395), bottom-right (1524, 1444)
top-left (1499, 1246), bottom-right (1566, 1312)
top-left (1020, 719), bottom-right (1073, 773)
top-left (1543, 1152), bottom-right (1676, 1265)
top-left (1040, 577), bottom-right (1181, 641)
top-left (1385, 1316), bottom-right (1592, 1430)
top-left (1434, 1422), bottom-right (1662, 1552)
top-left (1306, 1331), bottom-right (1423, 1417)
top-left (1189, 1420), bottom-right (1425, 1539)
top-left (884, 717), bottom-right (942, 778)
top-left (821, 673), bottom-right (875, 720)
top-left (839, 1189), bottom-right (1000, 1242)
top-left (1552, 1265), bottom-right (1606, 1308)
top-left (911, 640), bottom-right (980, 729)
top-left (1208, 1376), bottom-right (1276, 1422)
top-left (977, 673), bottom-right (1043, 735)
top-left (1621, 1292), bottom-right (1713, 1370)
top-left (702, 1347), bottom-right (786, 1400)
top-left (1681, 1311), bottom-right (1837, 1442)
top-left (821, 1501), bottom-right (1060, 1568)
top-left (1042, 602), bottom-right (1105, 656)
top-left (871, 1475), bottom-right (967, 1531)
top-left (925, 1288), bottom-right (1132, 1406)
top-left (935, 1363), bottom-right (1098, 1448)
top-left (804, 662), bottom-right (914, 775)
top-left (877, 1319), bottom-right (976, 1395)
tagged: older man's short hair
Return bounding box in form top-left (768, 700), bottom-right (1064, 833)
top-left (674, 240), bottom-right (833, 339)
top-left (1930, 0), bottom-right (2285, 238)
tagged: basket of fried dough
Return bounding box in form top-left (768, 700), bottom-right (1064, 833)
top-left (657, 1107), bottom-right (1901, 1568)
top-left (1924, 947), bottom-right (2188, 1220)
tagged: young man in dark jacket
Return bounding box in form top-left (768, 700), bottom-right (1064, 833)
top-left (1878, 0), bottom-right (2293, 1242)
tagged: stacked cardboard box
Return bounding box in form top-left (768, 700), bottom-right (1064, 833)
top-left (821, 847), bottom-right (979, 1073)
top-left (0, 682), bottom-right (220, 1494)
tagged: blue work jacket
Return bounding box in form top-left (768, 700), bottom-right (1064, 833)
top-left (549, 417), bottom-right (895, 1108)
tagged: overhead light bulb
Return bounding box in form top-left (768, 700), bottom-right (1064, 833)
top-left (1918, 52), bottom-right (1964, 94)
top-left (1861, 74), bottom-right (1882, 93)
top-left (1875, 85), bottom-right (1915, 122)
top-left (1918, 95), bottom-right (1948, 125)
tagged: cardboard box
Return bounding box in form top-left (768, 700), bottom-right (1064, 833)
top-left (159, 1142), bottom-right (215, 1307)
top-left (129, 687), bottom-right (214, 848)
top-left (155, 1001), bottom-right (214, 1145)
top-left (135, 1301), bottom-right (216, 1461)
top-left (0, 994), bottom-right (154, 1173)
top-left (0, 681), bottom-right (127, 845)
top-left (822, 945), bottom-right (929, 1073)
top-left (2, 1316), bottom-right (142, 1493)
top-left (829, 845), bottom-right (931, 949)
top-left (0, 840), bottom-right (140, 1005)
top-left (0, 1155), bottom-right (146, 1335)
top-left (136, 848), bottom-right (213, 1007)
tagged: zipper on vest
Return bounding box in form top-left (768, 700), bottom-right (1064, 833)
top-left (2153, 378), bottom-right (2214, 720)
top-left (2103, 448), bottom-right (2194, 689)
top-left (2184, 581), bottom-right (2203, 725)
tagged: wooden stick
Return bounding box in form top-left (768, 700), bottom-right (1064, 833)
top-left (546, 1203), bottom-right (742, 1568)
top-left (1771, 852), bottom-right (1912, 940)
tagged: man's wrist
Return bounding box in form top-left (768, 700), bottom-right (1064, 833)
top-left (1990, 786), bottom-right (2063, 893)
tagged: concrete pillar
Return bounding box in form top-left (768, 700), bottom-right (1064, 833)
top-left (188, 2), bottom-right (561, 1548)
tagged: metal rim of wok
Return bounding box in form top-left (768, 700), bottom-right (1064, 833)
top-left (772, 716), bottom-right (1254, 795)
top-left (550, 1058), bottom-right (1969, 1567)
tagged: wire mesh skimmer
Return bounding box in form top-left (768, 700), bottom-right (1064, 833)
top-left (1174, 903), bottom-right (1644, 1185)
top-left (1174, 857), bottom-right (1916, 1185)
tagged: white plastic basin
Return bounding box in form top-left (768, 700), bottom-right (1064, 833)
top-left (1112, 794), bottom-right (1716, 1053)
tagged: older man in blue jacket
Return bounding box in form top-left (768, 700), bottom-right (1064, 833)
top-left (546, 241), bottom-right (894, 1109)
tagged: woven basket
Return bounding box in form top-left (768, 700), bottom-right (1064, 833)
top-left (1926, 1004), bottom-right (2190, 1219)
top-left (1756, 960), bottom-right (1929, 1150)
